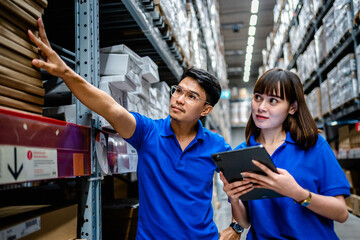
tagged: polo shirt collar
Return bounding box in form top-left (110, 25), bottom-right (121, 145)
top-left (160, 115), bottom-right (205, 141)
top-left (249, 131), bottom-right (296, 146)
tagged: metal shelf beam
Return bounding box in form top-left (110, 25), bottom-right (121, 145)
top-left (121, 0), bottom-right (182, 79)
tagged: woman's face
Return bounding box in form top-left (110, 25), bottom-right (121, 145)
top-left (251, 90), bottom-right (293, 131)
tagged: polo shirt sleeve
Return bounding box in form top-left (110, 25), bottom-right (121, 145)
top-left (123, 112), bottom-right (153, 151)
top-left (315, 139), bottom-right (350, 198)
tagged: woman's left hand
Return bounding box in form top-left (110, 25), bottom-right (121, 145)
top-left (241, 160), bottom-right (302, 199)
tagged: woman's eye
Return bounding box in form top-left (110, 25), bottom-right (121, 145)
top-left (270, 98), bottom-right (278, 104)
top-left (176, 88), bottom-right (182, 93)
top-left (254, 95), bottom-right (261, 101)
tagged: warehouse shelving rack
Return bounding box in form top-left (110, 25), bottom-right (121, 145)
top-left (271, 0), bottom-right (360, 170)
top-left (0, 0), bottom-right (227, 239)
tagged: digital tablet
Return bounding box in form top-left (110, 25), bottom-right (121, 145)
top-left (212, 145), bottom-right (284, 201)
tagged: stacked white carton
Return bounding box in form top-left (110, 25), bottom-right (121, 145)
top-left (100, 44), bottom-right (168, 129)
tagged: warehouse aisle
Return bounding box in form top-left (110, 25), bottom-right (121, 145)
top-left (334, 213), bottom-right (360, 239)
top-left (239, 213), bottom-right (360, 239)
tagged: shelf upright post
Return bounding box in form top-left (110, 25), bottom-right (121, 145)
top-left (75, 0), bottom-right (102, 239)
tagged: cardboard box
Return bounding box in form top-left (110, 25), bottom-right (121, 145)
top-left (102, 200), bottom-right (139, 240)
top-left (0, 204), bottom-right (78, 240)
top-left (350, 194), bottom-right (360, 217)
top-left (338, 125), bottom-right (351, 149)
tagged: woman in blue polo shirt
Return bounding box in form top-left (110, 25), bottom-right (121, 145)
top-left (220, 68), bottom-right (350, 239)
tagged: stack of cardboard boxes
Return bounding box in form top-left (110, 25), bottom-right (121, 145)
top-left (0, 0), bottom-right (47, 115)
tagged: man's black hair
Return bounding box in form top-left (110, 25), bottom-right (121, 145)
top-left (180, 68), bottom-right (221, 106)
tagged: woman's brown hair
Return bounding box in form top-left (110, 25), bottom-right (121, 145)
top-left (245, 68), bottom-right (318, 149)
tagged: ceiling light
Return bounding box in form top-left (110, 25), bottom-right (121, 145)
top-left (245, 53), bottom-right (252, 61)
top-left (243, 72), bottom-right (250, 82)
top-left (227, 67), bottom-right (243, 73)
top-left (248, 26), bottom-right (256, 36)
top-left (225, 50), bottom-right (244, 56)
top-left (246, 45), bottom-right (253, 54)
top-left (249, 15), bottom-right (257, 26)
top-left (245, 58), bottom-right (252, 67)
top-left (247, 36), bottom-right (255, 46)
top-left (251, 0), bottom-right (259, 14)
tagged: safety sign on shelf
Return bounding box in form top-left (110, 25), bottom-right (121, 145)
top-left (0, 145), bottom-right (58, 184)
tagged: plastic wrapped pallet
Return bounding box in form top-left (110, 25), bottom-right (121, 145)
top-left (157, 0), bottom-right (190, 63)
top-left (327, 67), bottom-right (340, 110)
top-left (296, 54), bottom-right (306, 84)
top-left (336, 54), bottom-right (358, 105)
top-left (354, 0), bottom-right (360, 21)
top-left (283, 42), bottom-right (292, 68)
top-left (313, 0), bottom-right (324, 16)
top-left (314, 25), bottom-right (327, 65)
top-left (289, 24), bottom-right (301, 55)
top-left (323, 6), bottom-right (336, 55)
top-left (0, 0), bottom-right (48, 114)
top-left (301, 40), bottom-right (316, 79)
top-left (356, 44), bottom-right (360, 92)
top-left (186, 2), bottom-right (204, 69)
top-left (313, 87), bottom-right (322, 119)
top-left (320, 79), bottom-right (331, 116)
top-left (334, 0), bottom-right (352, 44)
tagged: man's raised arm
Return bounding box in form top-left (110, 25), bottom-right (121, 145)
top-left (28, 18), bottom-right (136, 139)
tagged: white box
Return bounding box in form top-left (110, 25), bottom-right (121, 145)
top-left (101, 44), bottom-right (143, 65)
top-left (100, 74), bottom-right (136, 92)
top-left (140, 56), bottom-right (159, 83)
top-left (133, 79), bottom-right (151, 101)
top-left (100, 54), bottom-right (141, 76)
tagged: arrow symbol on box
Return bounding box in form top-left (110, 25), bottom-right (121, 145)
top-left (8, 147), bottom-right (23, 180)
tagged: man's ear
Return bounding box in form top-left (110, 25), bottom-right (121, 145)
top-left (289, 101), bottom-right (298, 115)
top-left (200, 105), bottom-right (213, 117)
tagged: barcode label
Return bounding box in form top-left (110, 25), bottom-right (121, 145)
top-left (0, 217), bottom-right (41, 240)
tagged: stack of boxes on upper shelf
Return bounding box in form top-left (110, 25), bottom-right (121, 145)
top-left (261, 0), bottom-right (360, 121)
top-left (153, 0), bottom-right (228, 84)
top-left (152, 0), bottom-right (230, 139)
top-left (0, 0), bottom-right (47, 115)
top-left (99, 44), bottom-right (169, 130)
top-left (306, 0), bottom-right (357, 120)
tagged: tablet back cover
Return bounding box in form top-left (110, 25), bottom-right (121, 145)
top-left (212, 145), bottom-right (284, 201)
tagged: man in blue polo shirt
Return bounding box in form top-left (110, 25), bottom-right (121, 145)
top-left (28, 19), bottom-right (232, 239)
top-left (124, 68), bottom-right (232, 239)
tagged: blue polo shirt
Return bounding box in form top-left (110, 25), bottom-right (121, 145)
top-left (125, 113), bottom-right (231, 240)
top-left (235, 132), bottom-right (350, 240)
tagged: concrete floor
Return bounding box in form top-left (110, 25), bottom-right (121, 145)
top-left (334, 213), bottom-right (360, 240)
top-left (238, 213), bottom-right (360, 239)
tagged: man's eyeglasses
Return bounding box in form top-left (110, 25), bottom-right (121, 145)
top-left (170, 85), bottom-right (209, 105)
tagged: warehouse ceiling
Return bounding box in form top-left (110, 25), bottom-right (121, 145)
top-left (218, 0), bottom-right (276, 89)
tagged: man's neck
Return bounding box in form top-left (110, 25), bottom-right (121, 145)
top-left (170, 119), bottom-right (198, 138)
